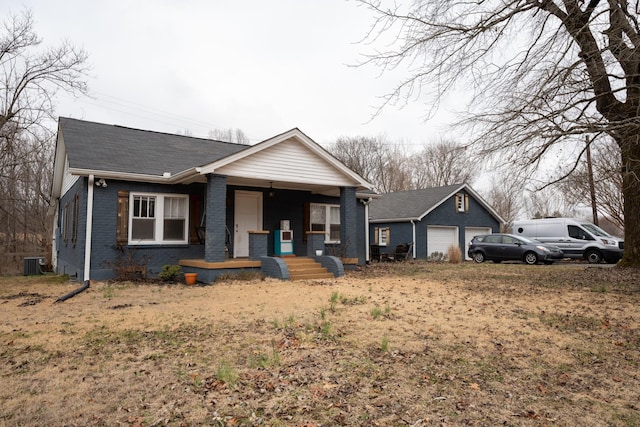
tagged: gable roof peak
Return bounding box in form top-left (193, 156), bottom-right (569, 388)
top-left (369, 182), bottom-right (504, 224)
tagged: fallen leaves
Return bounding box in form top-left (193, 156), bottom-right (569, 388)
top-left (2, 264), bottom-right (640, 426)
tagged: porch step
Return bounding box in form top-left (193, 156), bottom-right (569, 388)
top-left (281, 257), bottom-right (335, 280)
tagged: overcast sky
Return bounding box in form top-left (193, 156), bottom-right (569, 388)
top-left (3, 0), bottom-right (461, 147)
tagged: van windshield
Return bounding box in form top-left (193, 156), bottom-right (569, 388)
top-left (581, 223), bottom-right (611, 237)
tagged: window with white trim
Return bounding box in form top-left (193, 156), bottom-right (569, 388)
top-left (310, 203), bottom-right (340, 243)
top-left (129, 193), bottom-right (188, 244)
top-left (378, 227), bottom-right (389, 246)
top-left (455, 193), bottom-right (469, 213)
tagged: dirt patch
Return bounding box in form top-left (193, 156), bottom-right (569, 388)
top-left (1, 263), bottom-right (639, 426)
top-left (0, 291), bottom-right (49, 307)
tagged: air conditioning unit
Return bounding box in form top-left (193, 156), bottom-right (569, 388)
top-left (24, 257), bottom-right (44, 276)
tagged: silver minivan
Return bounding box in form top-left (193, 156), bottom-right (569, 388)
top-left (512, 218), bottom-right (624, 264)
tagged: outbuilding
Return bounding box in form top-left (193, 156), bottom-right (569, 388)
top-left (368, 184), bottom-right (504, 260)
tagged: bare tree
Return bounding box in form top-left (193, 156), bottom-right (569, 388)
top-left (376, 143), bottom-right (413, 193)
top-left (0, 10), bottom-right (89, 139)
top-left (209, 128), bottom-right (250, 145)
top-left (328, 135), bottom-right (413, 192)
top-left (410, 138), bottom-right (480, 188)
top-left (327, 136), bottom-right (382, 183)
top-left (482, 173), bottom-right (526, 233)
top-left (525, 187), bottom-right (576, 220)
top-left (356, 1), bottom-right (640, 266)
top-left (0, 9), bottom-right (89, 272)
top-left (559, 137), bottom-right (624, 231)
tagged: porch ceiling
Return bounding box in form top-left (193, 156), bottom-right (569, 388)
top-left (227, 176), bottom-right (341, 196)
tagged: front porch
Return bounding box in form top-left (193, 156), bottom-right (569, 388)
top-left (179, 231), bottom-right (354, 283)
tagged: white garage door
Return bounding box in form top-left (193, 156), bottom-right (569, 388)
top-left (427, 226), bottom-right (458, 260)
top-left (464, 227), bottom-right (493, 260)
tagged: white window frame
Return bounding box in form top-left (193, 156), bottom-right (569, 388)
top-left (455, 193), bottom-right (469, 213)
top-left (128, 192), bottom-right (189, 245)
top-left (310, 203), bottom-right (341, 244)
top-left (376, 227), bottom-right (390, 246)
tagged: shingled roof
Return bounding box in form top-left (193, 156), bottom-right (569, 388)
top-left (368, 183), bottom-right (503, 224)
top-left (59, 117), bottom-right (251, 176)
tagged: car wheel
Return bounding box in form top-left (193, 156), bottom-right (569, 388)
top-left (585, 249), bottom-right (602, 264)
top-left (524, 252), bottom-right (538, 265)
top-left (473, 252), bottom-right (485, 263)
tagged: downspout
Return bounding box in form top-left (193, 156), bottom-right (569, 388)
top-left (410, 220), bottom-right (416, 259)
top-left (56, 174), bottom-right (94, 302)
top-left (361, 198), bottom-right (373, 263)
top-left (51, 203), bottom-right (59, 273)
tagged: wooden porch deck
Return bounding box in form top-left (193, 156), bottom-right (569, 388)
top-left (178, 258), bottom-right (261, 269)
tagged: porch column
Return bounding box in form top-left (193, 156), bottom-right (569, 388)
top-left (340, 186), bottom-right (357, 259)
top-left (205, 174), bottom-right (227, 262)
top-left (306, 231), bottom-right (326, 257)
top-left (248, 230), bottom-right (269, 260)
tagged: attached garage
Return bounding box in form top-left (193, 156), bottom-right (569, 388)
top-left (427, 226), bottom-right (458, 259)
top-left (464, 227), bottom-right (492, 260)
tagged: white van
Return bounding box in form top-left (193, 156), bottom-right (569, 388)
top-left (512, 218), bottom-right (624, 264)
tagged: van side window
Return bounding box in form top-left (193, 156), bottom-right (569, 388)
top-left (568, 225), bottom-right (594, 240)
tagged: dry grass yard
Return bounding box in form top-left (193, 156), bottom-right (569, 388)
top-left (1, 262), bottom-right (639, 426)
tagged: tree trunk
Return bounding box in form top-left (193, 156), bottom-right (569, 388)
top-left (618, 135), bottom-right (640, 267)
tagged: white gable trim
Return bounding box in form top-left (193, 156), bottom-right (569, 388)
top-left (199, 128), bottom-right (372, 190)
top-left (215, 138), bottom-right (356, 187)
top-left (51, 129), bottom-right (67, 201)
top-left (416, 184), bottom-right (506, 224)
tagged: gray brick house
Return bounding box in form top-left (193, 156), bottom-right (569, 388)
top-left (369, 184), bottom-right (504, 261)
top-left (51, 118), bottom-right (374, 283)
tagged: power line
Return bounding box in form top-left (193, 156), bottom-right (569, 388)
top-left (71, 91), bottom-right (265, 142)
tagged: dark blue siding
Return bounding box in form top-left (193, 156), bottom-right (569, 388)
top-left (57, 179), bottom-right (369, 281)
top-left (426, 192), bottom-right (500, 252)
top-left (258, 187), bottom-right (309, 257)
top-left (57, 179), bottom-right (206, 281)
top-left (371, 191), bottom-right (500, 260)
top-left (206, 174), bottom-right (227, 262)
top-left (355, 201), bottom-right (366, 265)
top-left (369, 222), bottom-right (414, 258)
top-left (340, 187), bottom-right (357, 259)
top-left (241, 186), bottom-right (367, 264)
top-left (56, 178), bottom-right (87, 280)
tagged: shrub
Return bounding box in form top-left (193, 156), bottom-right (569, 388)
top-left (428, 251), bottom-right (446, 262)
top-left (158, 265), bottom-right (182, 282)
top-left (103, 245), bottom-right (150, 281)
top-left (447, 245), bottom-right (462, 264)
